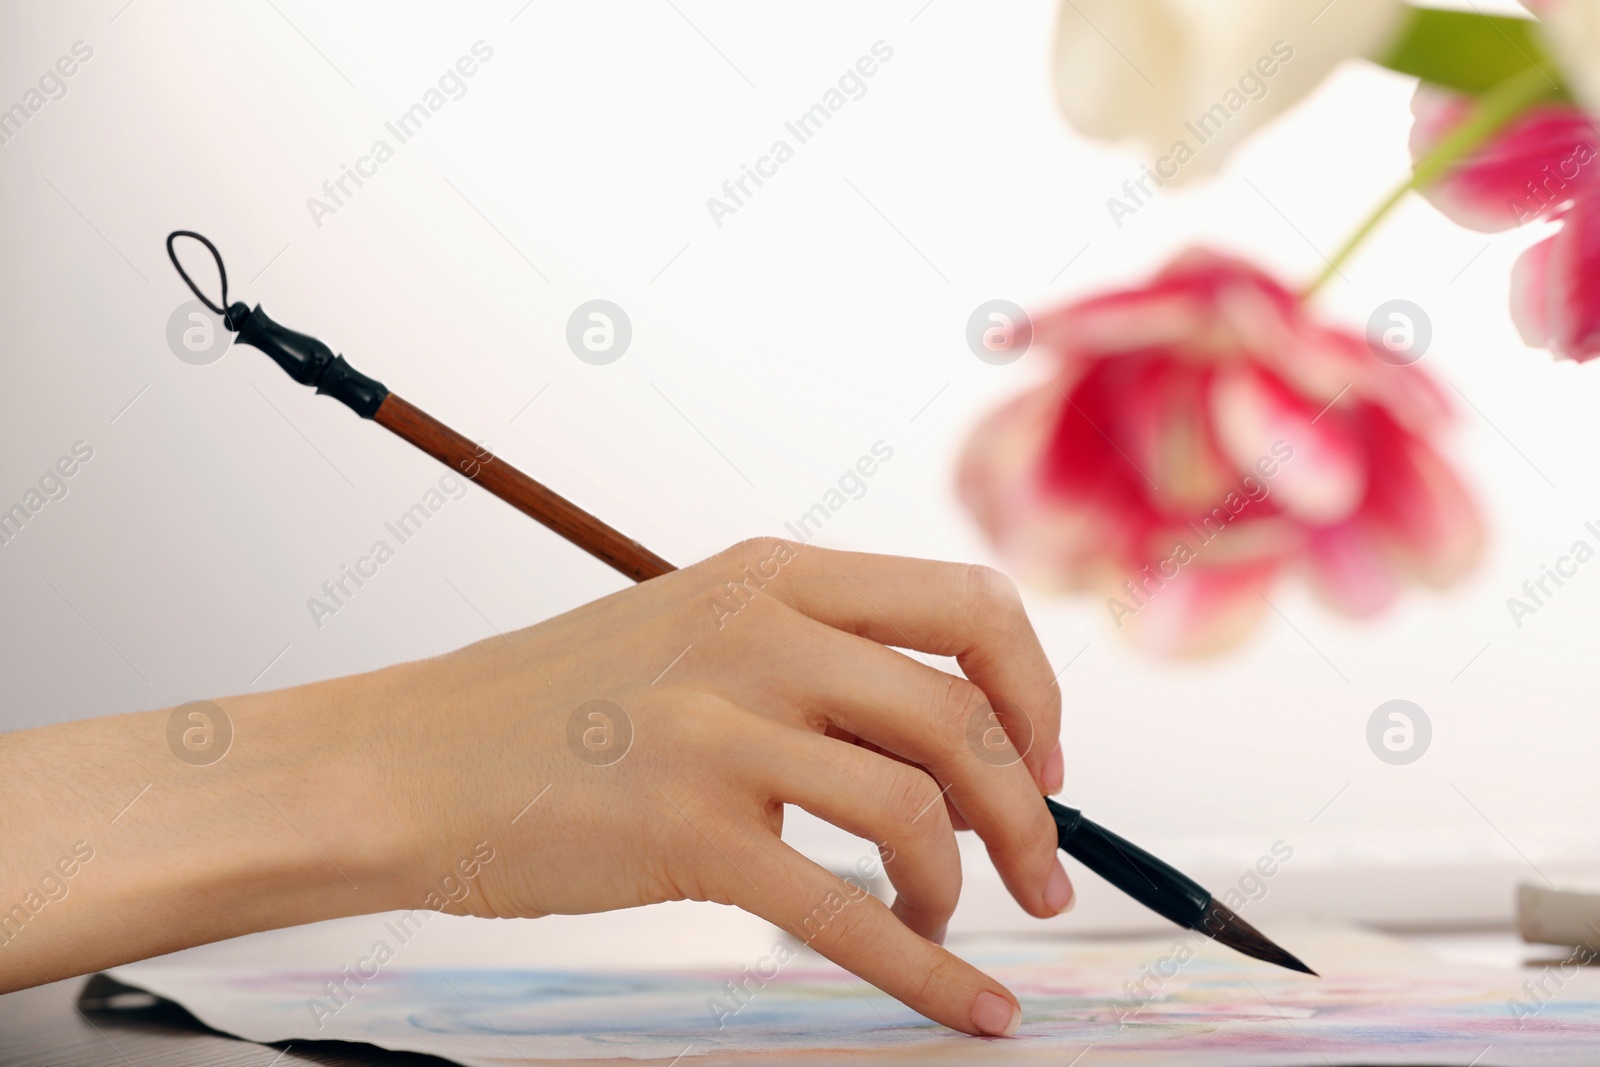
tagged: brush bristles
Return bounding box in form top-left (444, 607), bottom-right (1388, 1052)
top-left (1196, 898), bottom-right (1318, 976)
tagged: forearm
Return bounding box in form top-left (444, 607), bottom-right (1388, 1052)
top-left (0, 668), bottom-right (421, 993)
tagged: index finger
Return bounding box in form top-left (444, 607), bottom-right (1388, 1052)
top-left (752, 543), bottom-right (1064, 793)
top-left (732, 837), bottom-right (1023, 1037)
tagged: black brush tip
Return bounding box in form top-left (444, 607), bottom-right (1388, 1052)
top-left (1195, 898), bottom-right (1318, 976)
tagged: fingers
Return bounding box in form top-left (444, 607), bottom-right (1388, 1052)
top-left (760, 728), bottom-right (963, 943)
top-left (730, 837), bottom-right (1022, 1037)
top-left (766, 622), bottom-right (1072, 920)
top-left (751, 544), bottom-right (1064, 795)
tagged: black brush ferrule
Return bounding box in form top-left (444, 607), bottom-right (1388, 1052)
top-left (1047, 797), bottom-right (1211, 931)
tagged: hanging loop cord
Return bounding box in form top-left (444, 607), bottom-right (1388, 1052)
top-left (163, 227), bottom-right (390, 418)
top-left (166, 231), bottom-right (232, 320)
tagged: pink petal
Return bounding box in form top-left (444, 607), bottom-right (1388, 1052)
top-left (1112, 564), bottom-right (1276, 658)
top-left (1035, 249), bottom-right (1297, 359)
top-left (958, 384), bottom-right (1122, 587)
top-left (1210, 367), bottom-right (1366, 524)
top-left (1304, 523), bottom-right (1401, 617)
top-left (1038, 360), bottom-right (1167, 540)
top-left (1360, 419), bottom-right (1484, 588)
top-left (1035, 289), bottom-right (1208, 358)
top-left (1243, 319), bottom-right (1452, 443)
top-left (1173, 514), bottom-right (1303, 570)
top-left (1118, 364), bottom-right (1237, 515)
top-left (1254, 326), bottom-right (1355, 405)
top-left (958, 385), bottom-right (1061, 545)
top-left (1510, 232), bottom-right (1557, 351)
top-left (1410, 86), bottom-right (1598, 233)
top-left (1514, 194), bottom-right (1600, 361)
top-left (1360, 359), bottom-right (1455, 437)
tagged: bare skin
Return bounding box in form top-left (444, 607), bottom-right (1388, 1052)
top-left (0, 540), bottom-right (1070, 1037)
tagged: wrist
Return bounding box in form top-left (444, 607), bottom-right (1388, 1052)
top-left (99, 677), bottom-right (420, 960)
top-left (348, 651), bottom-right (520, 918)
top-left (214, 666), bottom-right (429, 919)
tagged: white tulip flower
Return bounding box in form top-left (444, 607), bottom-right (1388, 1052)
top-left (1053, 0), bottom-right (1406, 184)
top-left (1536, 0), bottom-right (1600, 113)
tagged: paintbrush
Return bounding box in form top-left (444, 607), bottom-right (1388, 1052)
top-left (166, 231), bottom-right (1315, 977)
top-left (1048, 799), bottom-right (1314, 974)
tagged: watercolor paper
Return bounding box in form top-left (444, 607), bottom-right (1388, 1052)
top-left (106, 925), bottom-right (1600, 1065)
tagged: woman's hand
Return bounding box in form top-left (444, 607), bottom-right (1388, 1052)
top-left (0, 540), bottom-right (1068, 1038)
top-left (390, 539), bottom-right (1069, 1036)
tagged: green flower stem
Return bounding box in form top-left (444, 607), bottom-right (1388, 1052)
top-left (1302, 64), bottom-right (1563, 300)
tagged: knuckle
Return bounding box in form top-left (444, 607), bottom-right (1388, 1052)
top-left (883, 765), bottom-right (947, 834)
top-left (662, 692), bottom-right (754, 752)
top-left (1023, 794), bottom-right (1055, 845)
top-left (701, 540), bottom-right (799, 633)
top-left (999, 800), bottom-right (1057, 867)
top-left (941, 676), bottom-right (989, 722)
top-left (714, 538), bottom-right (799, 588)
top-left (962, 563), bottom-right (1023, 631)
top-left (721, 536), bottom-right (798, 570)
top-left (934, 677), bottom-right (989, 752)
top-left (803, 883), bottom-right (881, 949)
top-left (908, 948), bottom-right (964, 1006)
top-left (723, 536), bottom-right (767, 558)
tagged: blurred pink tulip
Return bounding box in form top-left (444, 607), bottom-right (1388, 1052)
top-left (958, 251), bottom-right (1482, 657)
top-left (1410, 86), bottom-right (1600, 361)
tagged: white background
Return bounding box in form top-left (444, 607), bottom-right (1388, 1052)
top-left (0, 0), bottom-right (1593, 938)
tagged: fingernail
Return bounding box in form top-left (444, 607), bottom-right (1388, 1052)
top-left (1043, 741), bottom-right (1064, 794)
top-left (1044, 858), bottom-right (1074, 914)
top-left (970, 990), bottom-right (1021, 1037)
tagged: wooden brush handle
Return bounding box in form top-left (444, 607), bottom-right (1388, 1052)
top-left (372, 393), bottom-right (676, 583)
top-left (163, 236), bottom-right (675, 583)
